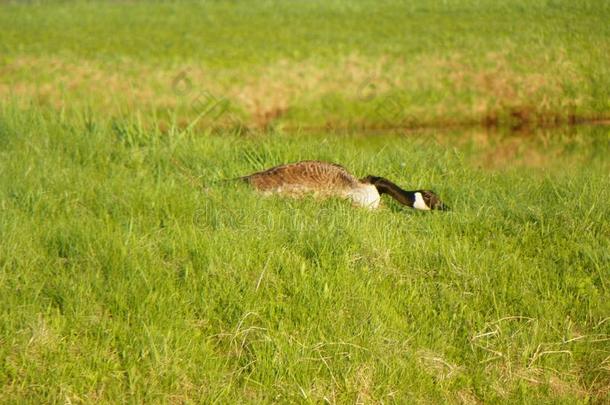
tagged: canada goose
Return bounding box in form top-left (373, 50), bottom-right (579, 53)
top-left (240, 160), bottom-right (448, 211)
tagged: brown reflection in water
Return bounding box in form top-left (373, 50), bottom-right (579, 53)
top-left (429, 126), bottom-right (609, 171)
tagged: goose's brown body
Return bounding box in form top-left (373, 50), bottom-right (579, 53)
top-left (242, 160), bottom-right (380, 208)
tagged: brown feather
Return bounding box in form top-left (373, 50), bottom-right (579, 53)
top-left (243, 160), bottom-right (361, 198)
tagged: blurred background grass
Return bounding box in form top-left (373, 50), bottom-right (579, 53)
top-left (1, 0), bottom-right (609, 129)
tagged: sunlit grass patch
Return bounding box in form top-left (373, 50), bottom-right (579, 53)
top-left (0, 106), bottom-right (608, 402)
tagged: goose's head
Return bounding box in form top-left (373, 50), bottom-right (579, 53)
top-left (361, 176), bottom-right (449, 211)
top-left (413, 190), bottom-right (449, 211)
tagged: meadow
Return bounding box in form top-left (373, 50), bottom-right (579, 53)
top-left (1, 0), bottom-right (610, 129)
top-left (1, 0), bottom-right (609, 403)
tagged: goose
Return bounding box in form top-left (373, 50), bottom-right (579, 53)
top-left (239, 160), bottom-right (448, 211)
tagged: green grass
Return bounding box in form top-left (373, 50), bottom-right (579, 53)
top-left (0, 106), bottom-right (609, 402)
top-left (1, 0), bottom-right (610, 402)
top-left (1, 0), bottom-right (609, 128)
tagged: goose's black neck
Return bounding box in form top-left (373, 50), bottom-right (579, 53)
top-left (363, 176), bottom-right (416, 207)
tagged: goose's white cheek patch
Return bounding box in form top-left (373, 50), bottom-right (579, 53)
top-left (413, 192), bottom-right (431, 210)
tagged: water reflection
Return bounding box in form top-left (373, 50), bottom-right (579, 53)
top-left (403, 124), bottom-right (610, 170)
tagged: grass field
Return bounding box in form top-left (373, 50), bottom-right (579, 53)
top-left (1, 0), bottom-right (610, 403)
top-left (1, 0), bottom-right (610, 129)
